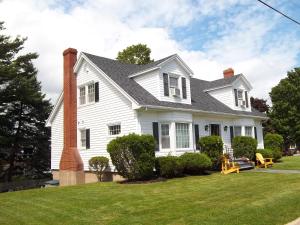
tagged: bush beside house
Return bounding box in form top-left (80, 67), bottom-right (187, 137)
top-left (88, 156), bottom-right (109, 181)
top-left (155, 156), bottom-right (184, 178)
top-left (107, 134), bottom-right (156, 180)
top-left (180, 153), bottom-right (212, 175)
top-left (232, 136), bottom-right (257, 160)
top-left (199, 136), bottom-right (223, 170)
top-left (264, 133), bottom-right (284, 161)
top-left (256, 149), bottom-right (273, 159)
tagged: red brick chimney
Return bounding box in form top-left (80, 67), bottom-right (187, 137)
top-left (59, 48), bottom-right (84, 186)
top-left (223, 68), bottom-right (234, 79)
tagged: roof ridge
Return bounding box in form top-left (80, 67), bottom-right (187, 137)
top-left (209, 73), bottom-right (242, 83)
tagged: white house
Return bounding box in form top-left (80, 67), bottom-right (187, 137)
top-left (46, 48), bottom-right (267, 184)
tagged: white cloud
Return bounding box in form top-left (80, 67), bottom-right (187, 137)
top-left (0, 0), bottom-right (299, 103)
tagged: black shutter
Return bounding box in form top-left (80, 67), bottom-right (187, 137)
top-left (182, 77), bottom-right (187, 99)
top-left (245, 91), bottom-right (249, 108)
top-left (254, 127), bottom-right (257, 140)
top-left (234, 89), bottom-right (238, 106)
top-left (230, 126), bottom-right (234, 143)
top-left (152, 122), bottom-right (159, 151)
top-left (86, 129), bottom-right (90, 149)
top-left (194, 124), bottom-right (200, 150)
top-left (163, 73), bottom-right (169, 96)
top-left (95, 82), bottom-right (99, 102)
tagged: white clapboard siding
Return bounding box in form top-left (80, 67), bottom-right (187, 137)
top-left (50, 60), bottom-right (138, 171)
top-left (51, 103), bottom-right (63, 170)
top-left (208, 87), bottom-right (235, 110)
top-left (133, 70), bottom-right (160, 99)
top-left (159, 59), bottom-right (191, 104)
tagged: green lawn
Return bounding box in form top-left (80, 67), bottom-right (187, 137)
top-left (1, 172), bottom-right (300, 225)
top-left (272, 156), bottom-right (300, 170)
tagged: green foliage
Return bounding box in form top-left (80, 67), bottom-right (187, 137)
top-left (155, 156), bottom-right (184, 178)
top-left (179, 153), bottom-right (212, 175)
top-left (264, 133), bottom-right (284, 161)
top-left (89, 156), bottom-right (109, 181)
top-left (269, 68), bottom-right (300, 147)
top-left (107, 133), bottom-right (155, 180)
top-left (232, 136), bottom-right (257, 159)
top-left (199, 136), bottom-right (223, 170)
top-left (116, 43), bottom-right (154, 65)
top-left (0, 22), bottom-right (52, 181)
top-left (256, 149), bottom-right (273, 159)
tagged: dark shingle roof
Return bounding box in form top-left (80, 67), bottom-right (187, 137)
top-left (205, 74), bottom-right (242, 90)
top-left (84, 52), bottom-right (267, 118)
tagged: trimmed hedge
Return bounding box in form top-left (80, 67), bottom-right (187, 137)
top-left (180, 153), bottom-right (212, 175)
top-left (264, 133), bottom-right (283, 161)
top-left (232, 136), bottom-right (257, 160)
top-left (199, 136), bottom-right (223, 170)
top-left (88, 156), bottom-right (109, 181)
top-left (107, 133), bottom-right (155, 180)
top-left (256, 149), bottom-right (273, 159)
top-left (155, 156), bottom-right (184, 178)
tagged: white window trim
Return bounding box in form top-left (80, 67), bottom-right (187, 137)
top-left (160, 123), bottom-right (171, 150)
top-left (108, 123), bottom-right (121, 136)
top-left (175, 122), bottom-right (191, 150)
top-left (78, 81), bottom-right (96, 107)
top-left (79, 129), bottom-right (87, 150)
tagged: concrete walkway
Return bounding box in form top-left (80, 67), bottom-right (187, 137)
top-left (247, 168), bottom-right (300, 174)
top-left (286, 217), bottom-right (300, 225)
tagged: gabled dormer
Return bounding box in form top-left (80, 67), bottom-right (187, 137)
top-left (131, 54), bottom-right (193, 105)
top-left (205, 68), bottom-right (252, 112)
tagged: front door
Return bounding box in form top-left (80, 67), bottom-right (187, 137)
top-left (210, 124), bottom-right (220, 136)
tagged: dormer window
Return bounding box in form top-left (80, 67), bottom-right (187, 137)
top-left (170, 76), bottom-right (178, 88)
top-left (234, 89), bottom-right (249, 108)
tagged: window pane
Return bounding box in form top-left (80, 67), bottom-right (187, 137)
top-left (234, 126), bottom-right (241, 137)
top-left (170, 77), bottom-right (178, 88)
top-left (88, 83), bottom-right (95, 102)
top-left (210, 124), bottom-right (220, 136)
top-left (161, 124), bottom-right (170, 149)
top-left (79, 87), bottom-right (86, 105)
top-left (80, 130), bottom-right (86, 148)
top-left (176, 123), bottom-right (189, 148)
top-left (238, 90), bottom-right (243, 99)
top-left (245, 126), bottom-right (252, 137)
top-left (109, 125), bottom-right (121, 135)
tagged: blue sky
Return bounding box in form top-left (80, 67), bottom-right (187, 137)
top-left (0, 0), bottom-right (300, 102)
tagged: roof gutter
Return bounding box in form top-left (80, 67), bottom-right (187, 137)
top-left (139, 105), bottom-right (268, 120)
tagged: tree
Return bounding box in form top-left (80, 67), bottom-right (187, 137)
top-left (116, 44), bottom-right (154, 65)
top-left (88, 156), bottom-right (109, 182)
top-left (250, 97), bottom-right (269, 113)
top-left (0, 22), bottom-right (52, 181)
top-left (269, 68), bottom-right (300, 149)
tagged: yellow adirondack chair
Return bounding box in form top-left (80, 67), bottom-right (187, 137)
top-left (256, 153), bottom-right (273, 168)
top-left (221, 155), bottom-right (240, 175)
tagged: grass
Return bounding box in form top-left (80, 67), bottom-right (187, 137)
top-left (1, 172), bottom-right (300, 225)
top-left (272, 156), bottom-right (300, 170)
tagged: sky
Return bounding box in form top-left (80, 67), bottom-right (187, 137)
top-left (1, 0), bottom-right (300, 103)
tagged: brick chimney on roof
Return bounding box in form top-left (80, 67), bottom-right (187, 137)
top-left (59, 48), bottom-right (85, 186)
top-left (223, 68), bottom-right (234, 78)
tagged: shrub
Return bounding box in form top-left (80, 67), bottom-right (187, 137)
top-left (264, 133), bottom-right (284, 161)
top-left (199, 136), bottom-right (223, 170)
top-left (179, 153), bottom-right (212, 175)
top-left (88, 156), bottom-right (109, 181)
top-left (156, 156), bottom-right (184, 178)
top-left (107, 133), bottom-right (155, 180)
top-left (256, 149), bottom-right (273, 159)
top-left (232, 136), bottom-right (257, 160)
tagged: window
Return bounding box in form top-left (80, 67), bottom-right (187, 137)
top-left (176, 123), bottom-right (190, 148)
top-left (169, 76), bottom-right (178, 88)
top-left (234, 126), bottom-right (242, 137)
top-left (245, 126), bottom-right (252, 137)
top-left (237, 90), bottom-right (243, 100)
top-left (210, 124), bottom-right (220, 136)
top-left (161, 124), bottom-right (170, 149)
top-left (80, 129), bottom-right (86, 148)
top-left (79, 86), bottom-right (86, 105)
top-left (109, 124), bottom-right (121, 135)
top-left (88, 83), bottom-right (95, 103)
